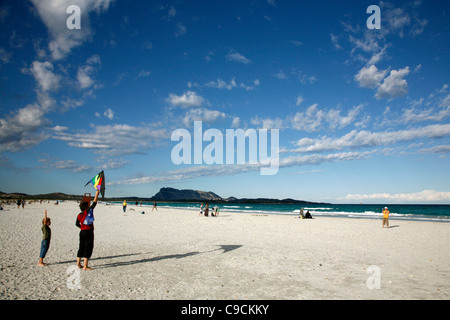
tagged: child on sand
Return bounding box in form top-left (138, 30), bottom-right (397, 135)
top-left (38, 210), bottom-right (51, 266)
top-left (76, 189), bottom-right (99, 270)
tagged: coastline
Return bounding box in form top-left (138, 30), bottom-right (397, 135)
top-left (1, 201), bottom-right (449, 300)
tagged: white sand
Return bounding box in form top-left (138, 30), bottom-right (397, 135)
top-left (0, 201), bottom-right (448, 300)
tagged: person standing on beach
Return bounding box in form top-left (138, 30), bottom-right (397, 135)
top-left (204, 202), bottom-right (209, 217)
top-left (122, 200), bottom-right (127, 214)
top-left (38, 210), bottom-right (51, 266)
top-left (382, 207), bottom-right (390, 228)
top-left (152, 201), bottom-right (157, 211)
top-left (76, 189), bottom-right (99, 270)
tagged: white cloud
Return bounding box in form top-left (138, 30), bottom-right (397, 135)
top-left (39, 157), bottom-right (93, 173)
top-left (355, 65), bottom-right (388, 89)
top-left (272, 69), bottom-right (287, 80)
top-left (183, 108), bottom-right (226, 127)
top-left (111, 151), bottom-right (372, 186)
top-left (30, 0), bottom-right (114, 60)
top-left (0, 104), bottom-right (49, 152)
top-left (240, 79), bottom-right (260, 91)
top-left (206, 78), bottom-right (237, 90)
top-left (376, 67), bottom-right (410, 99)
top-left (104, 108), bottom-right (114, 120)
top-left (330, 33), bottom-right (342, 50)
top-left (293, 124), bottom-right (450, 153)
top-left (0, 47), bottom-right (12, 64)
top-left (290, 104), bottom-right (362, 132)
top-left (251, 116), bottom-right (284, 130)
top-left (231, 117), bottom-right (241, 128)
top-left (226, 52), bottom-right (252, 64)
top-left (167, 91), bottom-right (204, 108)
top-left (29, 61), bottom-right (60, 92)
top-left (54, 123), bottom-right (168, 156)
top-left (418, 145), bottom-right (450, 154)
top-left (175, 21), bottom-right (186, 37)
top-left (345, 190), bottom-right (450, 203)
top-left (77, 55), bottom-right (101, 89)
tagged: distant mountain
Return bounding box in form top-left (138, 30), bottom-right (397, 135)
top-left (150, 187), bottom-right (222, 201)
top-left (149, 187), bottom-right (329, 205)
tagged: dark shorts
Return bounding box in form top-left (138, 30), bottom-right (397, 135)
top-left (77, 229), bottom-right (94, 259)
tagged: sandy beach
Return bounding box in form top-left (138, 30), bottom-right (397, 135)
top-left (0, 200), bottom-right (448, 300)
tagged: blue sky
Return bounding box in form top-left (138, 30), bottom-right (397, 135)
top-left (0, 0), bottom-right (449, 203)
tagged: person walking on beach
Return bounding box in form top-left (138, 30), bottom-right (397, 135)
top-left (382, 207), bottom-right (390, 228)
top-left (76, 189), bottom-right (99, 270)
top-left (152, 201), bottom-right (157, 211)
top-left (122, 200), bottom-right (127, 214)
top-left (38, 210), bottom-right (51, 266)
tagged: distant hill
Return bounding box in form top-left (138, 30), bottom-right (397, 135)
top-left (150, 187), bottom-right (222, 201)
top-left (0, 187), bottom-right (329, 205)
top-left (0, 191), bottom-right (83, 201)
top-left (149, 187), bottom-right (328, 205)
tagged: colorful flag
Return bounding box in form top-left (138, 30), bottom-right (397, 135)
top-left (85, 171), bottom-right (105, 198)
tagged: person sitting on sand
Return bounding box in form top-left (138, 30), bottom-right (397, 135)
top-left (38, 210), bottom-right (51, 266)
top-left (304, 210), bottom-right (312, 219)
top-left (299, 208), bottom-right (305, 219)
top-left (76, 189), bottom-right (99, 270)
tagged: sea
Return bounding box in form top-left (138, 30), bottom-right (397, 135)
top-left (114, 201), bottom-right (450, 223)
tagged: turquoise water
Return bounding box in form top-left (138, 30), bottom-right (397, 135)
top-left (114, 201), bottom-right (450, 222)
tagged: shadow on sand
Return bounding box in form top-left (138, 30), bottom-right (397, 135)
top-left (92, 244), bottom-right (242, 270)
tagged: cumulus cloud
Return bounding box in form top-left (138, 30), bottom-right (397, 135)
top-left (0, 104), bottom-right (50, 152)
top-left (29, 61), bottom-right (61, 92)
top-left (354, 65), bottom-right (410, 100)
top-left (355, 65), bottom-right (388, 89)
top-left (30, 0), bottom-right (114, 60)
top-left (166, 91), bottom-right (204, 108)
top-left (376, 67), bottom-right (410, 99)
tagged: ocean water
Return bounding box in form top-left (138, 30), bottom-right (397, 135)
top-left (118, 201), bottom-right (450, 222)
